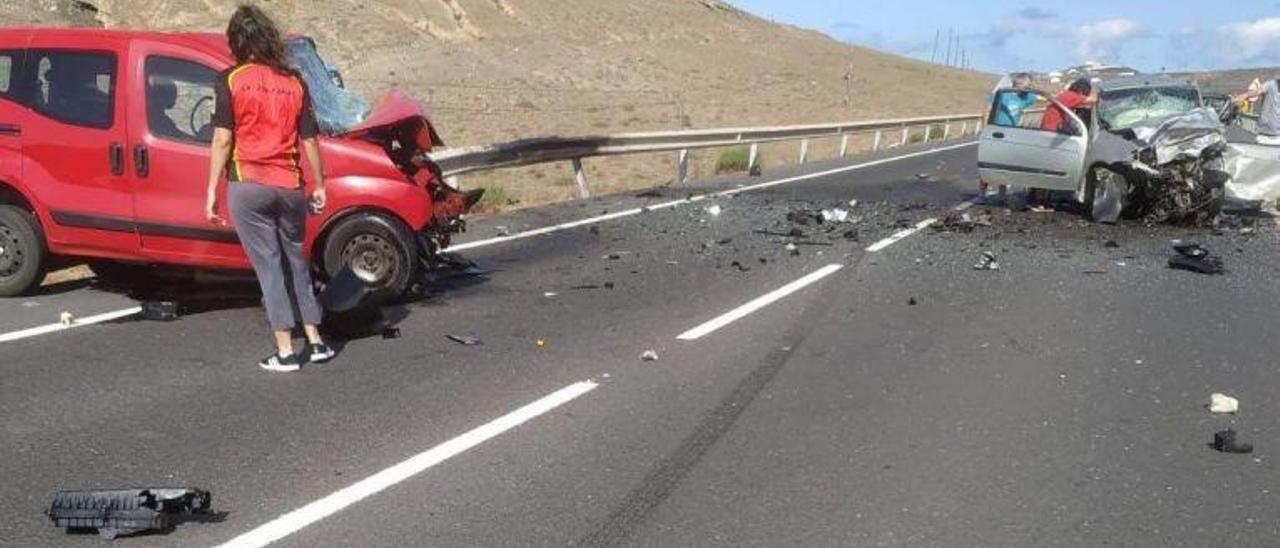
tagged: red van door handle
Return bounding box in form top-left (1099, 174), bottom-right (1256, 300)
top-left (133, 144), bottom-right (149, 178)
top-left (0, 124), bottom-right (20, 137)
top-left (109, 142), bottom-right (124, 176)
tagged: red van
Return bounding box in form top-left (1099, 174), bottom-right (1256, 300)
top-left (0, 28), bottom-right (480, 297)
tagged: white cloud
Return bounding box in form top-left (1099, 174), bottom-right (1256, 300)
top-left (1075, 19), bottom-right (1147, 62)
top-left (1219, 17), bottom-right (1280, 61)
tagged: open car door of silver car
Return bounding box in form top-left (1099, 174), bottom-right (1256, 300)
top-left (978, 89), bottom-right (1089, 192)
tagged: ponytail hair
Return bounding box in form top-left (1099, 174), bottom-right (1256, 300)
top-left (226, 4), bottom-right (293, 74)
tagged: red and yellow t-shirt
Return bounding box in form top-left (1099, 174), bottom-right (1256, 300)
top-left (212, 63), bottom-right (320, 189)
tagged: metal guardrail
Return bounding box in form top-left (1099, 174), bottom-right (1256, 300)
top-left (430, 112), bottom-right (985, 198)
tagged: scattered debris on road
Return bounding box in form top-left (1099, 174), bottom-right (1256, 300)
top-left (1209, 393), bottom-right (1239, 414)
top-left (641, 350), bottom-right (660, 361)
top-left (705, 205), bottom-right (723, 217)
top-left (141, 301), bottom-right (179, 322)
top-left (59, 311), bottom-right (74, 326)
top-left (973, 251), bottom-right (1000, 271)
top-left (1104, 239), bottom-right (1120, 248)
top-left (1213, 428), bottom-right (1254, 454)
top-left (47, 488), bottom-right (212, 540)
top-left (1168, 240), bottom-right (1225, 275)
top-left (446, 334), bottom-right (482, 346)
top-left (908, 297), bottom-right (918, 306)
top-left (785, 243), bottom-right (800, 256)
top-left (535, 339), bottom-right (547, 348)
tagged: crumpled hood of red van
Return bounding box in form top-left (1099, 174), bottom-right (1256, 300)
top-left (337, 90), bottom-right (444, 151)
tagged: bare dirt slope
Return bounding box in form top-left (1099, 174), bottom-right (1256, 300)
top-left (3, 0), bottom-right (994, 207)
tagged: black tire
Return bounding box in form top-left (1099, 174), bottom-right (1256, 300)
top-left (0, 205), bottom-right (48, 297)
top-left (1082, 169), bottom-right (1099, 221)
top-left (321, 212), bottom-right (419, 301)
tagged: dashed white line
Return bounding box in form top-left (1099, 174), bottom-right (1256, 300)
top-left (865, 218), bottom-right (939, 253)
top-left (213, 380), bottom-right (599, 548)
top-left (0, 306), bottom-right (142, 344)
top-left (677, 264), bottom-right (845, 340)
top-left (446, 141), bottom-right (978, 253)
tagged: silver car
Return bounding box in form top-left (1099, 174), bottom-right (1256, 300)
top-left (977, 76), bottom-right (1239, 223)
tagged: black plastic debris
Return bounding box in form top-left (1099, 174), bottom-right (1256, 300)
top-left (381, 327), bottom-right (401, 340)
top-left (1168, 240), bottom-right (1224, 275)
top-left (908, 297), bottom-right (918, 306)
top-left (730, 261), bottom-right (751, 272)
top-left (1104, 240), bottom-right (1120, 248)
top-left (320, 266), bottom-right (372, 313)
top-left (446, 334), bottom-right (482, 346)
top-left (140, 301), bottom-right (179, 322)
top-left (1213, 429), bottom-right (1254, 454)
top-left (47, 488), bottom-right (211, 540)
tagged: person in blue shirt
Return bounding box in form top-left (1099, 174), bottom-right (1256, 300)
top-left (990, 73), bottom-right (1038, 127)
top-left (980, 73), bottom-right (1039, 202)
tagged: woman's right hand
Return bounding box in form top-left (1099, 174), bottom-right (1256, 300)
top-left (206, 197), bottom-right (225, 225)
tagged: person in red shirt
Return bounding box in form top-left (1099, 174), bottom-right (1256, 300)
top-left (1041, 78), bottom-right (1098, 133)
top-left (204, 5), bottom-right (334, 372)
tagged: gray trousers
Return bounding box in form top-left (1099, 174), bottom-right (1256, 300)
top-left (228, 181), bottom-right (323, 331)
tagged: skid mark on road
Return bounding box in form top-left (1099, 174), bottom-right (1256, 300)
top-left (0, 306), bottom-right (142, 344)
top-left (446, 142), bottom-right (977, 253)
top-left (213, 381), bottom-right (599, 548)
top-left (578, 274), bottom-right (843, 547)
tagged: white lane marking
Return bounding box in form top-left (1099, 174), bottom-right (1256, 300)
top-left (0, 306), bottom-right (142, 344)
top-left (863, 197), bottom-right (980, 253)
top-left (865, 218), bottom-right (939, 253)
top-left (677, 264), bottom-right (844, 341)
top-left (213, 380), bottom-right (600, 548)
top-left (446, 141), bottom-right (978, 252)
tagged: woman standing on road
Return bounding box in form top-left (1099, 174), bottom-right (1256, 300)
top-left (204, 5), bottom-right (336, 372)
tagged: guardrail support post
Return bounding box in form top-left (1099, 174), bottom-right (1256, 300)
top-left (839, 134), bottom-right (849, 158)
top-left (923, 125), bottom-right (931, 143)
top-left (676, 149), bottom-right (689, 185)
top-left (900, 125), bottom-right (909, 146)
top-left (572, 158), bottom-right (590, 199)
top-left (798, 139), bottom-right (809, 164)
top-left (959, 121), bottom-right (967, 136)
top-left (943, 121), bottom-right (951, 140)
top-left (747, 144), bottom-right (759, 173)
top-left (873, 130), bottom-right (882, 151)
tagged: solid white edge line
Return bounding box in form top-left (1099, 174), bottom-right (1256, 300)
top-left (0, 306), bottom-right (143, 344)
top-left (677, 264), bottom-right (844, 341)
top-left (213, 380), bottom-right (599, 548)
top-left (445, 141), bottom-right (978, 253)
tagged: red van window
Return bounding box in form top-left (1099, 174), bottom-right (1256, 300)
top-left (28, 50), bottom-right (116, 129)
top-left (145, 56), bottom-right (218, 144)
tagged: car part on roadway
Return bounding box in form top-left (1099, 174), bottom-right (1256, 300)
top-left (0, 205), bottom-right (48, 297)
top-left (322, 212), bottom-right (419, 303)
top-left (46, 488), bottom-right (211, 540)
top-left (1213, 429), bottom-right (1253, 454)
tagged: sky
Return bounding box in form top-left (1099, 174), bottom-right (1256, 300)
top-left (728, 0), bottom-right (1280, 74)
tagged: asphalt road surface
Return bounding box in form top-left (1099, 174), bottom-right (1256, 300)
top-left (4, 139), bottom-right (1279, 547)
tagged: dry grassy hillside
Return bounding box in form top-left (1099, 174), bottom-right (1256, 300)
top-left (2, 0), bottom-right (995, 207)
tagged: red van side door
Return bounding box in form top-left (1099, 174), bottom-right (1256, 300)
top-left (19, 32), bottom-right (140, 259)
top-left (124, 38), bottom-right (246, 268)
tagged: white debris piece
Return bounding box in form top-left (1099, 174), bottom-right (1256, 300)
top-left (59, 311), bottom-right (75, 326)
top-left (821, 208), bottom-right (850, 223)
top-left (705, 205), bottom-right (723, 217)
top-left (544, 292), bottom-right (559, 298)
top-left (641, 350), bottom-right (660, 361)
top-left (848, 199), bottom-right (859, 208)
top-left (1210, 393), bottom-right (1239, 414)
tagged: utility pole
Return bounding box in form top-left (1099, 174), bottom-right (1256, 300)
top-left (945, 28), bottom-right (953, 67)
top-left (931, 29), bottom-right (940, 63)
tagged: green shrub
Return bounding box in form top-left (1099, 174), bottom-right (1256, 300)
top-left (715, 146), bottom-right (752, 174)
top-left (476, 186), bottom-right (519, 210)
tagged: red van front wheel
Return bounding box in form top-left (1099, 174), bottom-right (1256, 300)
top-left (321, 212), bottom-right (419, 302)
top-left (0, 205), bottom-right (48, 297)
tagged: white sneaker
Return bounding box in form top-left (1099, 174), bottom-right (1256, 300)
top-left (259, 353), bottom-right (303, 372)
